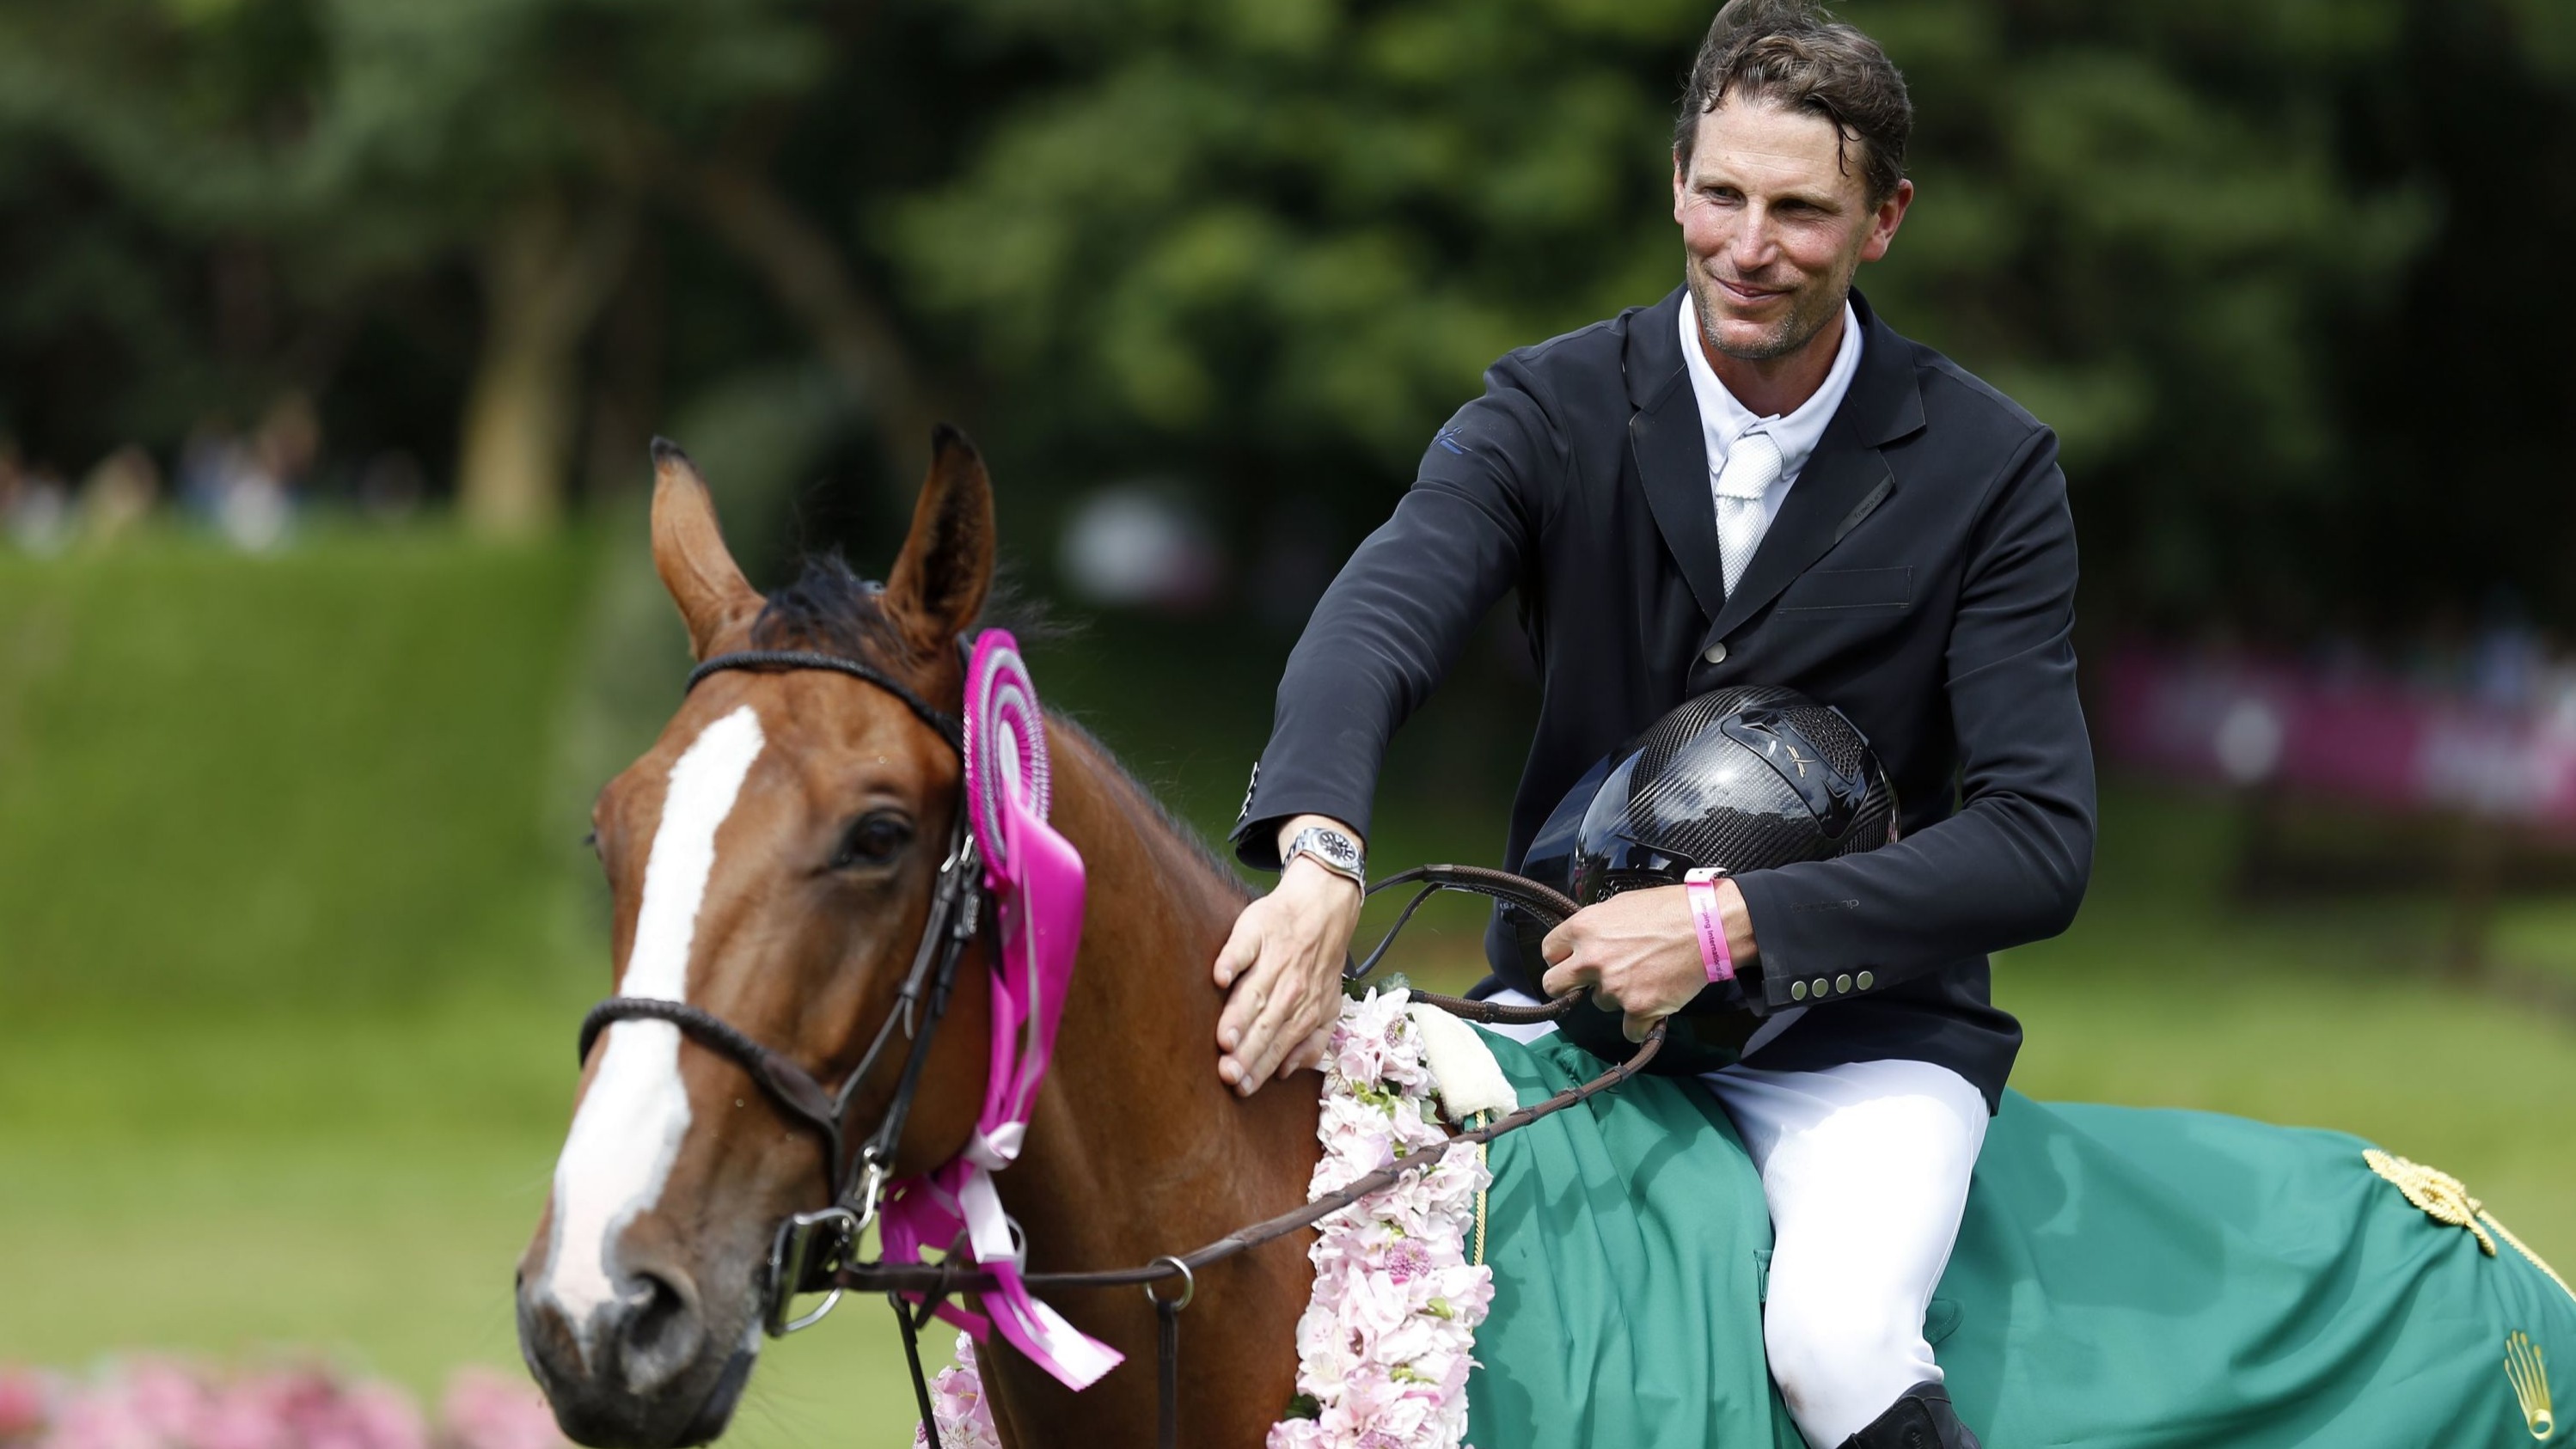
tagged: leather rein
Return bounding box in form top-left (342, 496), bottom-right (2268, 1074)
top-left (571, 646), bottom-right (1666, 1449)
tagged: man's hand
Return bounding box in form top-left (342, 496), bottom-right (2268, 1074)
top-left (1539, 878), bottom-right (1756, 1042)
top-left (1212, 815), bottom-right (1364, 1095)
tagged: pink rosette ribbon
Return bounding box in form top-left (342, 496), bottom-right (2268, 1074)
top-left (878, 630), bottom-right (1122, 1390)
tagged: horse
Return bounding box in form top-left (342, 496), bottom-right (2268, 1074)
top-left (517, 431), bottom-right (2576, 1448)
top-left (515, 431), bottom-right (1320, 1447)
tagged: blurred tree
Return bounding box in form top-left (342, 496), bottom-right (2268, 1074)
top-left (292, 0), bottom-right (841, 535)
top-left (889, 0), bottom-right (1705, 500)
top-left (0, 0), bottom-right (2570, 630)
top-left (885, 0), bottom-right (2567, 633)
top-left (0, 0), bottom-right (958, 537)
top-left (0, 0), bottom-right (323, 471)
top-left (2324, 0), bottom-right (2576, 634)
top-left (1842, 0), bottom-right (2438, 626)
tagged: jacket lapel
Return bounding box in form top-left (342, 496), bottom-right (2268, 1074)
top-left (1625, 289), bottom-right (1729, 621)
top-left (1705, 290), bottom-right (1926, 643)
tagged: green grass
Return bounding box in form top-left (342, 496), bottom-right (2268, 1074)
top-left (0, 996), bottom-right (927, 1446)
top-left (0, 531), bottom-right (927, 1442)
top-left (2, 535), bottom-right (2570, 1447)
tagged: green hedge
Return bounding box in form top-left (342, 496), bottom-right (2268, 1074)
top-left (0, 531), bottom-right (596, 1015)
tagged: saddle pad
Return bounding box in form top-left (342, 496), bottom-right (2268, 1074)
top-left (1942, 1097), bottom-right (2574, 1447)
top-left (1465, 1031), bottom-right (1803, 1448)
top-left (1463, 1029), bottom-right (2575, 1449)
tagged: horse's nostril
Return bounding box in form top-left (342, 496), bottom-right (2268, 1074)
top-left (614, 1269), bottom-right (706, 1398)
top-left (516, 1289), bottom-right (585, 1391)
top-left (628, 1272), bottom-right (690, 1352)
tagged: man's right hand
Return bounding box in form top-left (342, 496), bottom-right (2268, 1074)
top-left (1211, 814), bottom-right (1365, 1095)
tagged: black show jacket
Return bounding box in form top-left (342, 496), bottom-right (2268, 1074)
top-left (1232, 287), bottom-right (2095, 1110)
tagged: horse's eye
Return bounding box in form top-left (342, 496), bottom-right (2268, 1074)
top-left (831, 811), bottom-right (914, 871)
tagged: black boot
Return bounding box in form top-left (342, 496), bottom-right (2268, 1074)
top-left (1837, 1381), bottom-right (1981, 1449)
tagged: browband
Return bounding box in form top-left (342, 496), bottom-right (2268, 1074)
top-left (687, 648), bottom-right (964, 755)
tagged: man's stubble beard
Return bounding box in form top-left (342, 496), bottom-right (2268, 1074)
top-left (1687, 251), bottom-right (1857, 365)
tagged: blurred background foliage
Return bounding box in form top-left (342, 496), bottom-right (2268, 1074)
top-left (0, 0), bottom-right (2570, 627)
top-left (3, 1), bottom-right (2575, 1442)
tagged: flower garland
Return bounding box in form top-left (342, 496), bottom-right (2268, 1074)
top-left (1267, 988), bottom-right (1494, 1449)
top-left (911, 988), bottom-right (1496, 1449)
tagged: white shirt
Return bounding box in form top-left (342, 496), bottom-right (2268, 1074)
top-left (1679, 294), bottom-right (1865, 547)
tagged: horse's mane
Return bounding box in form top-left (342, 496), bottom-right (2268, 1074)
top-left (1045, 712), bottom-right (1256, 903)
top-left (750, 554), bottom-right (1253, 903)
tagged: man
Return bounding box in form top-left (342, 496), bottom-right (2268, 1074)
top-left (1211, 2), bottom-right (2094, 1446)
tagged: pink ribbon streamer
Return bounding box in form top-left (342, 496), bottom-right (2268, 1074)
top-left (878, 632), bottom-right (1123, 1390)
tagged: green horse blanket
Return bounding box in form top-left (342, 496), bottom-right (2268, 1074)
top-left (1465, 1030), bottom-right (2573, 1448)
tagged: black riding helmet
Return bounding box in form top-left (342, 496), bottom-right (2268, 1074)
top-left (1502, 685), bottom-right (1899, 1075)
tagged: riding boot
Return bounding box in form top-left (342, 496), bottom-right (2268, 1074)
top-left (1836, 1381), bottom-right (1982, 1449)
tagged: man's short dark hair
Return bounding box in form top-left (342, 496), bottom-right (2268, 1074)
top-left (1674, 0), bottom-right (1912, 205)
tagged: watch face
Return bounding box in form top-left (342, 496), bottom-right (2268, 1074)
top-left (1302, 829), bottom-right (1358, 871)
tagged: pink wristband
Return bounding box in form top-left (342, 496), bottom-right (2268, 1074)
top-left (1683, 867), bottom-right (1735, 983)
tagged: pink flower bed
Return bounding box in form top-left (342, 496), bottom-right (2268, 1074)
top-left (0, 1358), bottom-right (565, 1449)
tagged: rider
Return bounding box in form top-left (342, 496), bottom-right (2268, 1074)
top-left (1209, 3), bottom-right (2095, 1446)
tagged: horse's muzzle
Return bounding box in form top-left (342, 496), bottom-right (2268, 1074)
top-left (517, 1260), bottom-right (756, 1448)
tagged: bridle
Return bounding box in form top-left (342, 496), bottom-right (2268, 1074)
top-left (570, 641), bottom-right (1665, 1449)
top-left (576, 646), bottom-right (987, 1336)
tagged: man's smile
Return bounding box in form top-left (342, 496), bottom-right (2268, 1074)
top-left (1714, 275), bottom-right (1791, 307)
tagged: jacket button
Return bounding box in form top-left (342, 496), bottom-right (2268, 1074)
top-left (1811, 978), bottom-right (1830, 999)
top-left (1835, 974), bottom-right (1852, 994)
top-left (1790, 980), bottom-right (1808, 1001)
top-left (1857, 970), bottom-right (1875, 990)
top-left (1704, 642), bottom-right (1728, 664)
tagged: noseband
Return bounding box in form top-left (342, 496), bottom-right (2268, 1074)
top-left (575, 647), bottom-right (983, 1336)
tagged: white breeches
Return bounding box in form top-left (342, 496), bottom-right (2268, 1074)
top-left (1481, 993), bottom-right (1988, 1449)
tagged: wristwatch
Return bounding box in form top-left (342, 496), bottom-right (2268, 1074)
top-left (1283, 824), bottom-right (1367, 890)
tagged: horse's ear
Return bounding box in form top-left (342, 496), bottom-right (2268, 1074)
top-left (884, 425), bottom-right (995, 653)
top-left (650, 438), bottom-right (762, 660)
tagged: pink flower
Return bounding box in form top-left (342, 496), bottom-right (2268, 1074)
top-left (9, 1355), bottom-right (490, 1449)
top-left (123, 1357), bottom-right (215, 1441)
top-left (434, 1368), bottom-right (559, 1449)
top-left (912, 1335), bottom-right (1001, 1449)
top-left (1380, 1240), bottom-right (1433, 1286)
top-left (0, 1368), bottom-right (54, 1442)
top-left (1265, 1420), bottom-right (1331, 1449)
top-left (331, 1382), bottom-right (425, 1449)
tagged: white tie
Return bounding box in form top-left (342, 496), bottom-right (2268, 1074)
top-left (1714, 431), bottom-right (1783, 597)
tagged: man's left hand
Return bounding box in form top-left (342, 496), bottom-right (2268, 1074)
top-left (1540, 881), bottom-right (1750, 1042)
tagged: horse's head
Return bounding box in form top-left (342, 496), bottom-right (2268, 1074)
top-left (517, 433), bottom-right (999, 1447)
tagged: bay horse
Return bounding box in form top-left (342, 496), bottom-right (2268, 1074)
top-left (515, 432), bottom-right (1321, 1447)
top-left (517, 432), bottom-right (2576, 1449)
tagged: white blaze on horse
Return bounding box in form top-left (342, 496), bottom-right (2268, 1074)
top-left (539, 705), bottom-right (764, 1335)
top-left (517, 433), bottom-right (2576, 1449)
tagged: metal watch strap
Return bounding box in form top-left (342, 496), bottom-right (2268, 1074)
top-left (1284, 825), bottom-right (1366, 888)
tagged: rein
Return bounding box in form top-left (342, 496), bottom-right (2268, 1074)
top-left (572, 646), bottom-right (1663, 1449)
